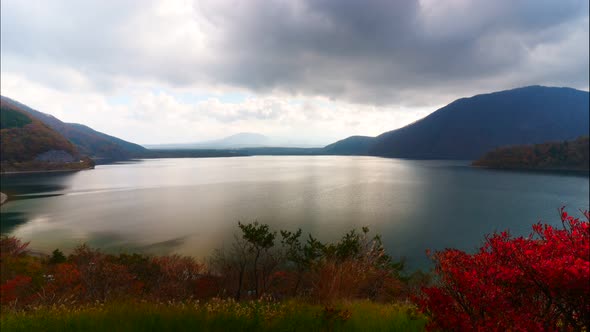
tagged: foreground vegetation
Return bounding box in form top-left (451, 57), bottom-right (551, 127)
top-left (0, 300), bottom-right (425, 332)
top-left (1, 208), bottom-right (588, 331)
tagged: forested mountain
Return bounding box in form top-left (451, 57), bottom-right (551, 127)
top-left (0, 99), bottom-right (93, 172)
top-left (473, 136), bottom-right (589, 171)
top-left (322, 136), bottom-right (375, 155)
top-left (0, 96), bottom-right (147, 160)
top-left (326, 86), bottom-right (589, 159)
top-left (3, 86), bottom-right (588, 164)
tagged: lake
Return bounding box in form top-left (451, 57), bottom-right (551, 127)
top-left (1, 156), bottom-right (588, 270)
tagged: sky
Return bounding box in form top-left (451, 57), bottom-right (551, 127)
top-left (1, 0), bottom-right (589, 146)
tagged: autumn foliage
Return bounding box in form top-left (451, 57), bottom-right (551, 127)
top-left (419, 208), bottom-right (590, 331)
top-left (0, 226), bottom-right (412, 309)
top-left (0, 238), bottom-right (209, 308)
top-left (1, 209), bottom-right (588, 332)
top-left (210, 225), bottom-right (408, 304)
top-left (0, 101), bottom-right (96, 172)
top-left (473, 136), bottom-right (589, 171)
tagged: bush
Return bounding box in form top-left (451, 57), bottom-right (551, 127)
top-left (211, 223), bottom-right (409, 303)
top-left (68, 245), bottom-right (139, 302)
top-left (419, 208), bottom-right (590, 331)
top-left (150, 255), bottom-right (204, 300)
top-left (0, 236), bottom-right (30, 258)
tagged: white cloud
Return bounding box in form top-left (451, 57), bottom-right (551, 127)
top-left (1, 72), bottom-right (430, 145)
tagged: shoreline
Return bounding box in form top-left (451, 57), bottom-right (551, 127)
top-left (0, 166), bottom-right (94, 175)
top-left (471, 164), bottom-right (589, 174)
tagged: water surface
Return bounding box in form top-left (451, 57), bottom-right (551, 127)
top-left (1, 157), bottom-right (588, 270)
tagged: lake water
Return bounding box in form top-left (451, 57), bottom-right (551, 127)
top-left (1, 156), bottom-right (588, 270)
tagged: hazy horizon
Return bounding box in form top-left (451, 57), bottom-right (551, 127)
top-left (1, 0), bottom-right (588, 145)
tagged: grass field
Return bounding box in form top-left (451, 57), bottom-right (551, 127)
top-left (0, 300), bottom-right (427, 332)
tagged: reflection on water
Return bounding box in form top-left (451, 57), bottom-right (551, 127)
top-left (1, 156), bottom-right (588, 270)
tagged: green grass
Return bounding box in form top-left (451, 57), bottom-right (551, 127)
top-left (0, 300), bottom-right (427, 332)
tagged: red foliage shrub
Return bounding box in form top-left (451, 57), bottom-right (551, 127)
top-left (0, 236), bottom-right (30, 258)
top-left (0, 275), bottom-right (32, 305)
top-left (41, 263), bottom-right (84, 304)
top-left (419, 208), bottom-right (590, 331)
top-left (68, 245), bottom-right (138, 302)
top-left (150, 255), bottom-right (204, 300)
top-left (193, 275), bottom-right (221, 299)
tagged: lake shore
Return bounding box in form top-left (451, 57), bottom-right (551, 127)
top-left (472, 164), bottom-right (590, 176)
top-left (0, 167), bottom-right (93, 175)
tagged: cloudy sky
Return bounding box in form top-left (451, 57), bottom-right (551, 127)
top-left (1, 0), bottom-right (588, 145)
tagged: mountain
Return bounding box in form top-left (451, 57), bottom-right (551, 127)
top-left (473, 136), bottom-right (589, 171)
top-left (322, 136), bottom-right (375, 155)
top-left (326, 86), bottom-right (589, 159)
top-left (191, 132), bottom-right (271, 149)
top-left (0, 99), bottom-right (93, 172)
top-left (0, 96), bottom-right (147, 160)
top-left (146, 132), bottom-right (270, 149)
top-left (147, 133), bottom-right (285, 149)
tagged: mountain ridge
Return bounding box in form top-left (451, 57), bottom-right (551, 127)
top-left (0, 99), bottom-right (94, 172)
top-left (0, 96), bottom-right (148, 160)
top-left (326, 86), bottom-right (589, 159)
top-left (146, 132), bottom-right (324, 149)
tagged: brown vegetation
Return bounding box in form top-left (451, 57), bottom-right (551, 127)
top-left (0, 224), bottom-right (428, 310)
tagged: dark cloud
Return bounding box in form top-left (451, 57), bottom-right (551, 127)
top-left (204, 0), bottom-right (589, 104)
top-left (1, 0), bottom-right (588, 106)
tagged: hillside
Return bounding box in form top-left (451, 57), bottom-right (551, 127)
top-left (473, 136), bottom-right (589, 171)
top-left (0, 100), bottom-right (93, 172)
top-left (326, 86), bottom-right (589, 159)
top-left (0, 96), bottom-right (147, 160)
top-left (322, 136), bottom-right (375, 155)
top-left (371, 86), bottom-right (589, 159)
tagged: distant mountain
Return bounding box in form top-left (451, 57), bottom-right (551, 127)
top-left (195, 132), bottom-right (271, 149)
top-left (0, 96), bottom-right (147, 160)
top-left (146, 132), bottom-right (271, 149)
top-left (473, 136), bottom-right (589, 171)
top-left (238, 147), bottom-right (323, 155)
top-left (326, 86), bottom-right (589, 159)
top-left (145, 133), bottom-right (320, 150)
top-left (322, 136), bottom-right (375, 155)
top-left (0, 99), bottom-right (93, 172)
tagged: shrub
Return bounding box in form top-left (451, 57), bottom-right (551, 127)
top-left (307, 228), bottom-right (404, 303)
top-left (40, 263), bottom-right (83, 304)
top-left (419, 208), bottom-right (590, 331)
top-left (68, 245), bottom-right (138, 302)
top-left (0, 275), bottom-right (32, 306)
top-left (0, 236), bottom-right (30, 258)
top-left (150, 255), bottom-right (204, 300)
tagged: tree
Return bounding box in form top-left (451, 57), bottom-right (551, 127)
top-left (49, 249), bottom-right (66, 264)
top-left (238, 221), bottom-right (277, 298)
